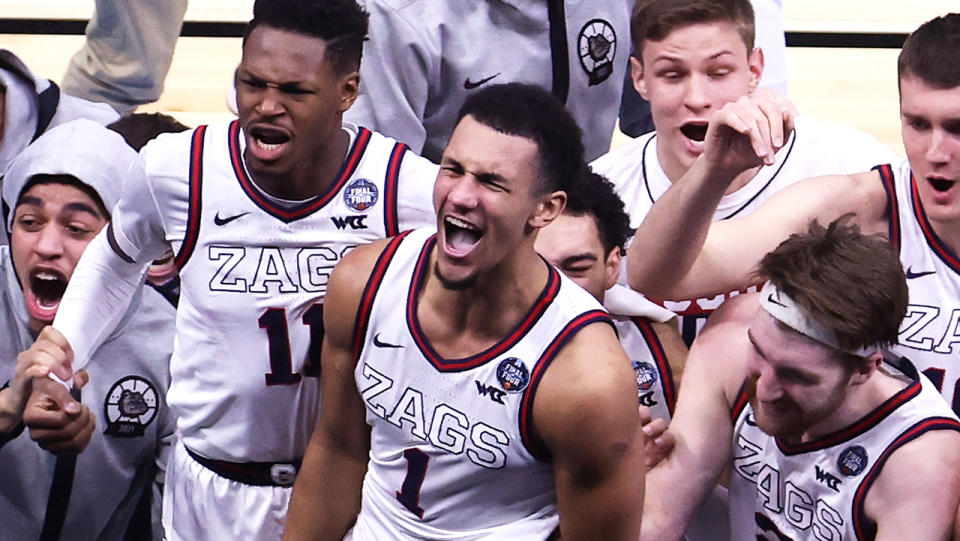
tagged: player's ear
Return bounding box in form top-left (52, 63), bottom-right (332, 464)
top-left (529, 190), bottom-right (566, 229)
top-left (747, 47), bottom-right (764, 91)
top-left (603, 247), bottom-right (622, 291)
top-left (630, 56), bottom-right (649, 99)
top-left (338, 68), bottom-right (361, 112)
top-left (848, 352), bottom-right (880, 386)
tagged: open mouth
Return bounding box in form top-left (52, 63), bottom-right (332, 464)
top-left (680, 122), bottom-right (708, 142)
top-left (928, 177), bottom-right (956, 193)
top-left (27, 269), bottom-right (68, 321)
top-left (443, 216), bottom-right (483, 256)
top-left (249, 125), bottom-right (291, 153)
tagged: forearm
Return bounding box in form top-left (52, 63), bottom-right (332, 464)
top-left (0, 387), bottom-right (25, 435)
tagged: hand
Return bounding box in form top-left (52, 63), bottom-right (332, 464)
top-left (23, 372), bottom-right (95, 454)
top-left (1, 327), bottom-right (75, 431)
top-left (640, 406), bottom-right (675, 470)
top-left (700, 88), bottom-right (798, 181)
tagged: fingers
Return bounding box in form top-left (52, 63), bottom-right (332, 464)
top-left (641, 415), bottom-right (676, 471)
top-left (710, 91), bottom-right (797, 167)
top-left (17, 326), bottom-right (75, 383)
top-left (23, 379), bottom-right (95, 454)
top-left (29, 405), bottom-right (95, 454)
top-left (72, 369), bottom-right (90, 390)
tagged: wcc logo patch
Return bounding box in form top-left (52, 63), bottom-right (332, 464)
top-left (578, 19), bottom-right (617, 86)
top-left (343, 178), bottom-right (379, 211)
top-left (103, 376), bottom-right (159, 438)
top-left (496, 357), bottom-right (530, 392)
top-left (837, 445), bottom-right (868, 476)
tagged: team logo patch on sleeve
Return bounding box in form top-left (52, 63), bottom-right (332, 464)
top-left (103, 375), bottom-right (160, 438)
top-left (632, 361), bottom-right (659, 391)
top-left (496, 357), bottom-right (530, 392)
top-left (578, 19), bottom-right (617, 86)
top-left (837, 445), bottom-right (868, 476)
top-left (343, 178), bottom-right (379, 211)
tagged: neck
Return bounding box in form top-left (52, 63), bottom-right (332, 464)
top-left (929, 214), bottom-right (960, 256)
top-left (796, 369), bottom-right (906, 444)
top-left (659, 145), bottom-right (762, 195)
top-left (246, 125), bottom-right (349, 201)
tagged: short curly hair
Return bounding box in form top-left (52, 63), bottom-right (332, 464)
top-left (565, 169), bottom-right (633, 256)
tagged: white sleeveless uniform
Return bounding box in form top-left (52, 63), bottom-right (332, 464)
top-left (729, 363), bottom-right (959, 541)
top-left (877, 160), bottom-right (960, 415)
top-left (612, 316), bottom-right (676, 422)
top-left (115, 120), bottom-right (437, 540)
top-left (592, 116), bottom-right (900, 345)
top-left (348, 228), bottom-right (611, 540)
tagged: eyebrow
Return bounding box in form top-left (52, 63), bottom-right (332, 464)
top-left (652, 50), bottom-right (734, 65)
top-left (64, 202), bottom-right (105, 219)
top-left (442, 156), bottom-right (509, 186)
top-left (560, 253), bottom-right (599, 267)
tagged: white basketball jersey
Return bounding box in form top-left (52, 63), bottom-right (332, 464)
top-left (612, 316), bottom-right (676, 421)
top-left (877, 161), bottom-right (960, 415)
top-left (593, 116), bottom-right (899, 345)
top-left (729, 364), bottom-right (959, 541)
top-left (150, 120), bottom-right (435, 462)
top-left (349, 228), bottom-right (611, 540)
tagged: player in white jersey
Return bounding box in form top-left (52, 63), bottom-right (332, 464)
top-left (0, 120), bottom-right (175, 540)
top-left (18, 1), bottom-right (436, 540)
top-left (591, 0), bottom-right (897, 345)
top-left (641, 218), bottom-right (960, 541)
top-left (628, 14), bottom-right (960, 418)
top-left (534, 169), bottom-right (685, 422)
top-left (284, 84), bottom-right (644, 541)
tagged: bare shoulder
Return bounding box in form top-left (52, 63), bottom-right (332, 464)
top-left (687, 294), bottom-right (756, 405)
top-left (324, 237), bottom-right (403, 341)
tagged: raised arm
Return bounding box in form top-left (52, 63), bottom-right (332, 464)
top-left (640, 296), bottom-right (752, 541)
top-left (534, 320), bottom-right (645, 540)
top-left (283, 240), bottom-right (390, 541)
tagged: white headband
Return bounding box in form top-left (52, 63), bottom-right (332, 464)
top-left (758, 281), bottom-right (879, 357)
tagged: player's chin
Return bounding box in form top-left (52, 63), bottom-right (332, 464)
top-left (433, 261), bottom-right (476, 291)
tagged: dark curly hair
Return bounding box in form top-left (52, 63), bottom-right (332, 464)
top-left (565, 169), bottom-right (633, 256)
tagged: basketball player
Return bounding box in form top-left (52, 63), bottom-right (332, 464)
top-left (283, 83), bottom-right (644, 540)
top-left (19, 1), bottom-right (438, 539)
top-left (628, 13), bottom-right (960, 415)
top-left (642, 218), bottom-right (960, 541)
top-left (592, 0), bottom-right (897, 346)
top-left (0, 119), bottom-right (175, 540)
top-left (534, 169), bottom-right (685, 423)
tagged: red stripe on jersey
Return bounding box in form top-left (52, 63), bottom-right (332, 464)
top-left (873, 164), bottom-right (900, 249)
top-left (730, 380), bottom-right (751, 423)
top-left (519, 310), bottom-right (615, 462)
top-left (174, 125), bottom-right (207, 269)
top-left (910, 174), bottom-right (960, 274)
top-left (228, 120), bottom-right (373, 222)
top-left (776, 380), bottom-right (922, 455)
top-left (852, 416), bottom-right (960, 540)
top-left (632, 317), bottom-right (677, 414)
top-left (351, 231), bottom-right (413, 360)
top-left (383, 143), bottom-right (407, 236)
top-left (406, 236), bottom-right (563, 372)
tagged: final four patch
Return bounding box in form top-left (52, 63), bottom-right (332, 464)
top-left (343, 178), bottom-right (379, 211)
top-left (578, 19), bottom-right (616, 86)
top-left (104, 375), bottom-right (159, 437)
top-left (497, 357), bottom-right (530, 392)
top-left (632, 361), bottom-right (659, 392)
top-left (837, 445), bottom-right (868, 476)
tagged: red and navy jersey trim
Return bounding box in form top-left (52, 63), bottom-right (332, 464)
top-left (731, 380), bottom-right (751, 422)
top-left (631, 317), bottom-right (677, 414)
top-left (351, 231), bottom-right (412, 360)
top-left (910, 174), bottom-right (960, 275)
top-left (519, 309), bottom-right (614, 462)
top-left (406, 235), bottom-right (563, 372)
top-left (776, 379), bottom-right (922, 455)
top-left (383, 142), bottom-right (407, 236)
top-left (872, 164), bottom-right (900, 249)
top-left (851, 416), bottom-right (960, 540)
top-left (228, 120), bottom-right (372, 223)
top-left (174, 125), bottom-right (206, 269)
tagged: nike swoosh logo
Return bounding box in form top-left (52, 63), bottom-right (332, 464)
top-left (905, 266), bottom-right (936, 279)
top-left (214, 211), bottom-right (250, 226)
top-left (463, 73), bottom-right (500, 90)
top-left (373, 332), bottom-right (404, 349)
top-left (766, 293), bottom-right (786, 308)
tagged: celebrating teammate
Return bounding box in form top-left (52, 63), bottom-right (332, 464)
top-left (20, 0), bottom-right (438, 539)
top-left (628, 13), bottom-right (960, 415)
top-left (642, 218), bottom-right (960, 541)
top-left (284, 83), bottom-right (645, 541)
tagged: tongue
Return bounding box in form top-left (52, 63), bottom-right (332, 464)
top-left (447, 227), bottom-right (479, 253)
top-left (25, 289), bottom-right (59, 323)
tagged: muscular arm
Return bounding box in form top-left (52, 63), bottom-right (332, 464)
top-left (865, 429), bottom-right (960, 541)
top-left (534, 321), bottom-right (644, 540)
top-left (284, 240), bottom-right (390, 541)
top-left (640, 297), bottom-right (752, 541)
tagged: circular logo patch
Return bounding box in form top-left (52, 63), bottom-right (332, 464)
top-left (343, 178), bottom-right (379, 211)
top-left (632, 361), bottom-right (659, 392)
top-left (837, 445), bottom-right (868, 476)
top-left (104, 375), bottom-right (159, 438)
top-left (578, 19), bottom-right (617, 86)
top-left (496, 357), bottom-right (530, 393)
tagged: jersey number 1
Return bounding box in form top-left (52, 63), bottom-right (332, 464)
top-left (397, 448), bottom-right (429, 518)
top-left (260, 304), bottom-right (323, 385)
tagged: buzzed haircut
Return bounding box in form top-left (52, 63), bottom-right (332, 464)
top-left (456, 83), bottom-right (585, 194)
top-left (630, 0), bottom-right (755, 59)
top-left (565, 169), bottom-right (633, 255)
top-left (757, 216), bottom-right (908, 355)
top-left (898, 13), bottom-right (960, 90)
top-left (243, 0), bottom-right (369, 75)
top-left (107, 112), bottom-right (190, 151)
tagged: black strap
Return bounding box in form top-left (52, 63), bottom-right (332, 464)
top-left (0, 49), bottom-right (61, 143)
top-left (0, 380), bottom-right (25, 446)
top-left (547, 0), bottom-right (570, 104)
top-left (38, 387), bottom-right (81, 541)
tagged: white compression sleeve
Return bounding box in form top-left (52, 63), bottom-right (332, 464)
top-left (53, 227), bottom-right (149, 371)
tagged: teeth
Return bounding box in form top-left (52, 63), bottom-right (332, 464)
top-left (255, 139), bottom-right (280, 151)
top-left (35, 272), bottom-right (59, 281)
top-left (445, 216), bottom-right (478, 231)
